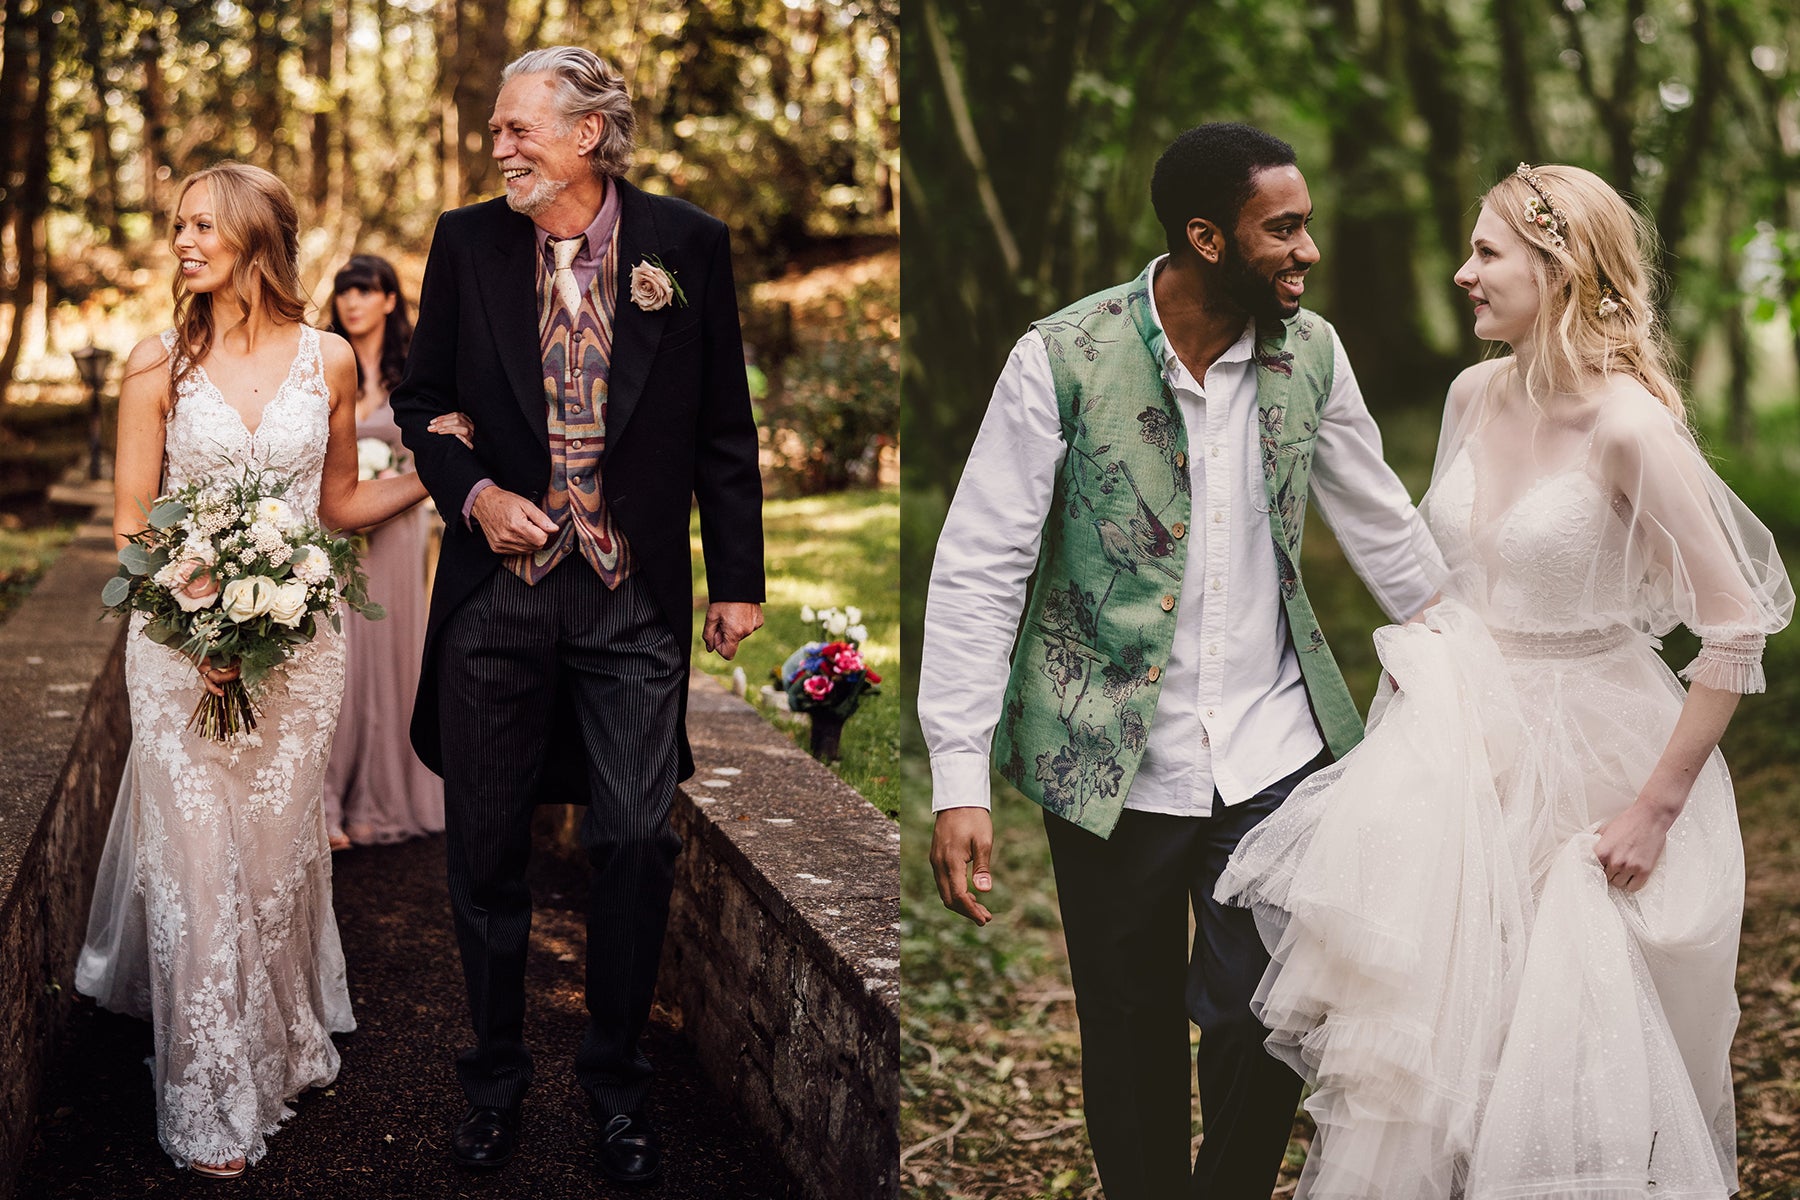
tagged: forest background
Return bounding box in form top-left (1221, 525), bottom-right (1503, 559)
top-left (900, 1), bottom-right (1800, 1197)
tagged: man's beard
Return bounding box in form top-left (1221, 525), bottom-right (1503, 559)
top-left (505, 172), bottom-right (569, 217)
top-left (1220, 237), bottom-right (1298, 325)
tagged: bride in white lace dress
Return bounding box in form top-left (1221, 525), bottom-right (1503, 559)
top-left (74, 163), bottom-right (463, 1177)
top-left (1217, 165), bottom-right (1792, 1199)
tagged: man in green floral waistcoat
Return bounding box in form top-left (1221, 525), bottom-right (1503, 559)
top-left (922, 124), bottom-right (1437, 1198)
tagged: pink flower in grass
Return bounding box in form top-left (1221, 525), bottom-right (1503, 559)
top-left (803, 675), bottom-right (833, 700)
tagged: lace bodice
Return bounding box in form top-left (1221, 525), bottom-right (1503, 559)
top-left (159, 326), bottom-right (331, 519)
top-left (1415, 365), bottom-right (1790, 692)
top-left (1426, 445), bottom-right (1631, 633)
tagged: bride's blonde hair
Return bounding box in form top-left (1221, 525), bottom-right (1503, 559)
top-left (1482, 164), bottom-right (1685, 421)
top-left (165, 161), bottom-right (309, 394)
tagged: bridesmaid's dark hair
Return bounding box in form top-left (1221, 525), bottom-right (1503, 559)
top-left (324, 254), bottom-right (413, 395)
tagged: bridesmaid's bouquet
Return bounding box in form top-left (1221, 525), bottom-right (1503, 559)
top-left (101, 468), bottom-right (383, 741)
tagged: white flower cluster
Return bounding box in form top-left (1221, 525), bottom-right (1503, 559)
top-left (290, 546), bottom-right (331, 586)
top-left (221, 576), bottom-right (310, 628)
top-left (801, 603), bottom-right (869, 645)
top-left (248, 520), bottom-right (290, 562)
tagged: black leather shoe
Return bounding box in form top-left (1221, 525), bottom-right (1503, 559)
top-left (596, 1110), bottom-right (662, 1184)
top-left (451, 1105), bottom-right (520, 1169)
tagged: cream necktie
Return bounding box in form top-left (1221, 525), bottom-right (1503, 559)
top-left (550, 234), bottom-right (586, 318)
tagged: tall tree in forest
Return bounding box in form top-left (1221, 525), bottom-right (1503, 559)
top-left (0, 0), bottom-right (55, 393)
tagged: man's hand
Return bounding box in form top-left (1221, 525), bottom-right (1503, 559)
top-left (930, 806), bottom-right (995, 926)
top-left (703, 601), bottom-right (763, 659)
top-left (471, 486), bottom-right (559, 555)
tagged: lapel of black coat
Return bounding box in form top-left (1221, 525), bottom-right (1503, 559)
top-left (475, 204), bottom-right (550, 446)
top-left (605, 178), bottom-right (669, 465)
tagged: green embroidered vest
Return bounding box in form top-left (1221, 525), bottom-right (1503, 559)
top-left (994, 264), bottom-right (1363, 838)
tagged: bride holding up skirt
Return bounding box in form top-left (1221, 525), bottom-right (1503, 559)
top-left (1218, 164), bottom-right (1791, 1200)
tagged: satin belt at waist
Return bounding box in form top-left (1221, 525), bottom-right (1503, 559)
top-left (1484, 623), bottom-right (1640, 660)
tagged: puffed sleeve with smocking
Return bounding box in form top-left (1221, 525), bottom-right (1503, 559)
top-left (1596, 397), bottom-right (1793, 693)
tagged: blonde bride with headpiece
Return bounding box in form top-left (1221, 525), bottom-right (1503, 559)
top-left (1217, 164), bottom-right (1792, 1199)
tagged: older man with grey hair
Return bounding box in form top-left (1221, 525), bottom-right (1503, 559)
top-left (391, 45), bottom-right (765, 1181)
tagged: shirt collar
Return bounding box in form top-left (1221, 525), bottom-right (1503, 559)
top-left (534, 177), bottom-right (621, 267)
top-left (1143, 254), bottom-right (1256, 377)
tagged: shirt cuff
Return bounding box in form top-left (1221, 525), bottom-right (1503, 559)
top-left (462, 479), bottom-right (496, 528)
top-left (930, 750), bottom-right (994, 813)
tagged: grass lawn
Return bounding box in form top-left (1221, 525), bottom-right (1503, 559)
top-left (900, 406), bottom-right (1800, 1199)
top-left (689, 487), bottom-right (899, 818)
top-left (0, 520), bottom-right (78, 628)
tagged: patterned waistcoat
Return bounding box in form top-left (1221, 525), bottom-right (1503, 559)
top-left (507, 229), bottom-right (633, 586)
top-left (994, 265), bottom-right (1363, 838)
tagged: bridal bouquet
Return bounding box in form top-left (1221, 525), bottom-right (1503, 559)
top-left (779, 603), bottom-right (882, 720)
top-left (101, 468), bottom-right (383, 741)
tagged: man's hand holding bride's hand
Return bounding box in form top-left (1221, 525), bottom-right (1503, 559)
top-left (931, 807), bottom-right (995, 926)
top-left (471, 486), bottom-right (559, 555)
top-left (703, 602), bottom-right (763, 659)
top-left (1594, 783), bottom-right (1686, 892)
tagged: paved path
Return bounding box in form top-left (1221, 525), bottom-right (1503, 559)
top-left (17, 830), bottom-right (798, 1199)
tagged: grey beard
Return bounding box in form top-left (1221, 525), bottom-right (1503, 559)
top-left (505, 174), bottom-right (570, 217)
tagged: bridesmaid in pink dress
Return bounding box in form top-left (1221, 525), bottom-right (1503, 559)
top-left (321, 254), bottom-right (445, 848)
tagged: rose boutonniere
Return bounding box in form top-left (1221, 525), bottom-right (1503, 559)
top-left (630, 254), bottom-right (687, 311)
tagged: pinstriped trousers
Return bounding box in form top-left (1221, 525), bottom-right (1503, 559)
top-left (438, 562), bottom-right (684, 1117)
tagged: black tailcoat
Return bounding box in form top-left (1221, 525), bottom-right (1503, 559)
top-left (391, 180), bottom-right (765, 782)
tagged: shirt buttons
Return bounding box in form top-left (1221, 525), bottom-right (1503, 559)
top-left (1211, 577), bottom-right (1221, 591)
top-left (1147, 665), bottom-right (1162, 683)
top-left (1213, 511), bottom-right (1223, 524)
top-left (1160, 594), bottom-right (1175, 612)
top-left (1209, 643), bottom-right (1219, 656)
top-left (1172, 522), bottom-right (1186, 539)
top-left (1210, 446), bottom-right (1220, 458)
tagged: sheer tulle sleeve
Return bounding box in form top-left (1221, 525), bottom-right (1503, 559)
top-left (1597, 398), bottom-right (1793, 693)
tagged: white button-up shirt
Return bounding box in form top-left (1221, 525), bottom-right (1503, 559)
top-left (921, 258), bottom-right (1435, 817)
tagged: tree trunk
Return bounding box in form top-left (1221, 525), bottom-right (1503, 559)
top-left (0, 0), bottom-right (55, 399)
top-left (304, 0), bottom-right (334, 218)
top-left (1493, 0), bottom-right (1541, 164)
top-left (0, 0), bottom-right (30, 242)
top-left (137, 27), bottom-right (172, 216)
top-left (79, 0), bottom-right (124, 242)
top-left (1396, 0), bottom-right (1476, 358)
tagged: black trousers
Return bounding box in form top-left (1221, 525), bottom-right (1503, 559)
top-left (1044, 752), bottom-right (1326, 1200)
top-left (438, 563), bottom-right (684, 1116)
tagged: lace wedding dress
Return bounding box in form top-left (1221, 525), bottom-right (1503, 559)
top-left (1217, 361), bottom-right (1792, 1200)
top-left (76, 325), bottom-right (354, 1168)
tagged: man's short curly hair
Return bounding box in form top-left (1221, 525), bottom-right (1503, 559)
top-left (1151, 123), bottom-right (1297, 255)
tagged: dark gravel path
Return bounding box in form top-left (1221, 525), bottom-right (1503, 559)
top-left (17, 831), bottom-right (798, 1200)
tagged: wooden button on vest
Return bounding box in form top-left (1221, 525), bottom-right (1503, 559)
top-left (1172, 522), bottom-right (1186, 538)
top-left (1147, 664), bottom-right (1161, 682)
top-left (1160, 594), bottom-right (1175, 612)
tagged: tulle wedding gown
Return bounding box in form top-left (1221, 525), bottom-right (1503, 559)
top-left (1217, 362), bottom-right (1792, 1200)
top-left (76, 325), bottom-right (354, 1168)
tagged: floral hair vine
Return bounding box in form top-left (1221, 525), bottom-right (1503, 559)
top-left (1596, 281), bottom-right (1622, 318)
top-left (1514, 162), bottom-right (1569, 253)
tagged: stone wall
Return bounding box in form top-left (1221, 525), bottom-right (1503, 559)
top-left (0, 527), bottom-right (900, 1200)
top-left (658, 682), bottom-right (900, 1200)
top-left (0, 522), bottom-right (130, 1200)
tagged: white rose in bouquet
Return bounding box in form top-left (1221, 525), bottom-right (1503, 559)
top-left (221, 576), bottom-right (279, 623)
top-left (825, 611), bottom-right (849, 636)
top-left (847, 623), bottom-right (868, 644)
top-left (357, 437), bottom-right (396, 480)
top-left (845, 606), bottom-right (862, 625)
top-left (266, 579), bottom-right (310, 628)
